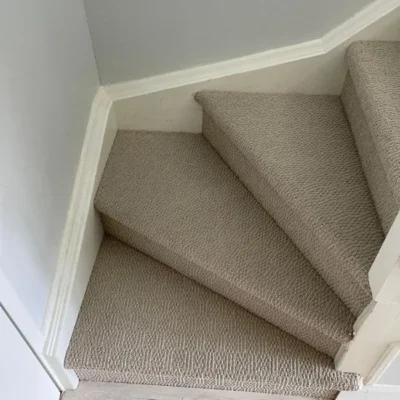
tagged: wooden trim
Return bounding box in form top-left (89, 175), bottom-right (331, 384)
top-left (41, 87), bottom-right (117, 390)
top-left (105, 39), bottom-right (324, 101)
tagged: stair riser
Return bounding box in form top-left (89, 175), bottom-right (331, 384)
top-left (201, 113), bottom-right (370, 316)
top-left (72, 369), bottom-right (340, 399)
top-left (346, 42), bottom-right (400, 234)
top-left (341, 74), bottom-right (398, 235)
top-left (100, 213), bottom-right (344, 357)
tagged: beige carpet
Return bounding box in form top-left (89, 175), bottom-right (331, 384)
top-left (63, 381), bottom-right (336, 400)
top-left (66, 40), bottom-right (400, 398)
top-left (344, 41), bottom-right (400, 234)
top-left (65, 237), bottom-right (361, 399)
top-left (195, 90), bottom-right (384, 316)
top-left (94, 130), bottom-right (354, 357)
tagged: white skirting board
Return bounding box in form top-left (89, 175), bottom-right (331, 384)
top-left (106, 0), bottom-right (400, 133)
top-left (40, 87), bottom-right (117, 390)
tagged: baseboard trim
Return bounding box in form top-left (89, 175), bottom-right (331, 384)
top-left (41, 87), bottom-right (117, 390)
top-left (323, 0), bottom-right (400, 50)
top-left (63, 381), bottom-right (324, 400)
top-left (105, 0), bottom-right (400, 101)
top-left (105, 39), bottom-right (324, 101)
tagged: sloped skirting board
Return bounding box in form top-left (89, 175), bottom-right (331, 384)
top-left (41, 0), bottom-right (400, 392)
top-left (106, 0), bottom-right (400, 133)
top-left (41, 87), bottom-right (117, 390)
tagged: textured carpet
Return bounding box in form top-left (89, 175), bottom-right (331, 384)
top-left (344, 41), bottom-right (400, 234)
top-left (65, 237), bottom-right (361, 399)
top-left (62, 381), bottom-right (337, 400)
top-left (95, 130), bottom-right (355, 357)
top-left (195, 91), bottom-right (384, 316)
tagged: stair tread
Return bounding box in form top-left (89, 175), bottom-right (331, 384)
top-left (95, 130), bottom-right (354, 356)
top-left (347, 41), bottom-right (400, 232)
top-left (195, 91), bottom-right (384, 315)
top-left (65, 236), bottom-right (361, 398)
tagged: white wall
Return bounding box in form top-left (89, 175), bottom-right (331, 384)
top-left (0, 0), bottom-right (99, 329)
top-left (84, 0), bottom-right (373, 84)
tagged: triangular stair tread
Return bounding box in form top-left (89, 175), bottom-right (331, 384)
top-left (65, 236), bottom-right (361, 399)
top-left (195, 91), bottom-right (384, 316)
top-left (345, 41), bottom-right (400, 233)
top-left (95, 130), bottom-right (354, 356)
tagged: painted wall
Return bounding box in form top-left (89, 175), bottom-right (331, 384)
top-left (0, 0), bottom-right (99, 329)
top-left (84, 0), bottom-right (373, 84)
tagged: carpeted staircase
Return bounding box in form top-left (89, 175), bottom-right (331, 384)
top-left (65, 41), bottom-right (400, 399)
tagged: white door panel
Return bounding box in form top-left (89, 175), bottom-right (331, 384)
top-left (0, 306), bottom-right (59, 400)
